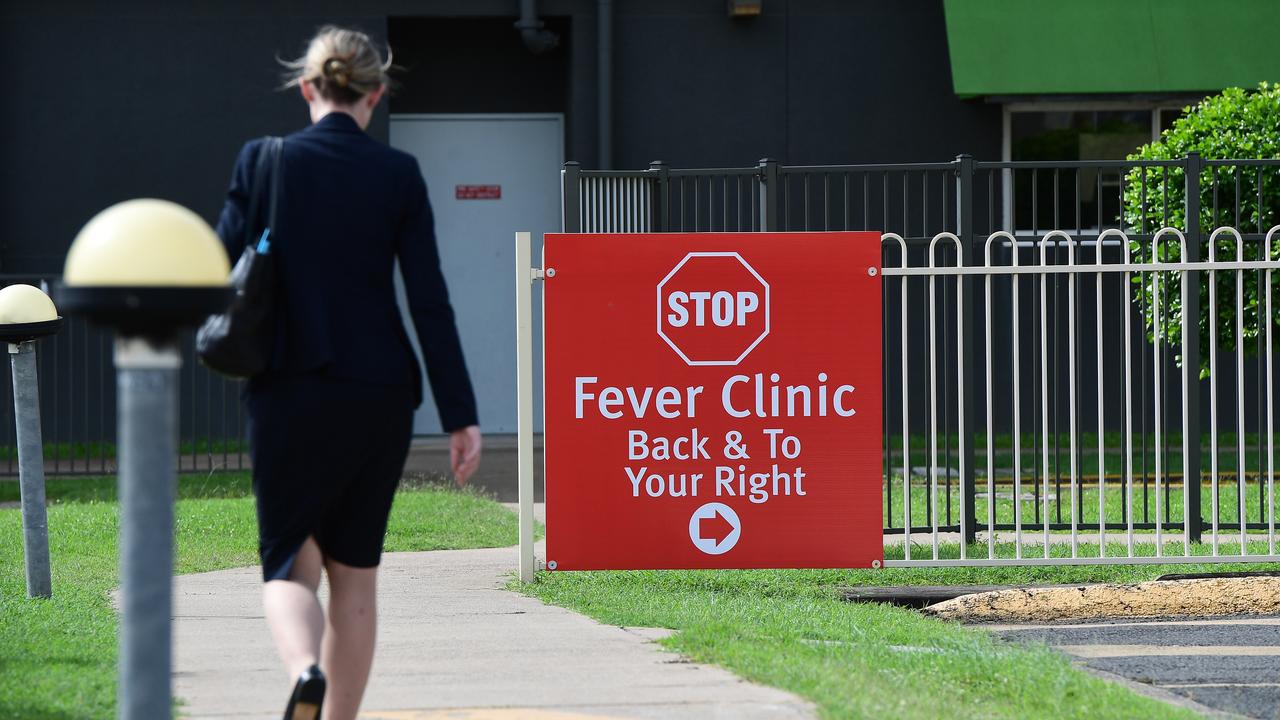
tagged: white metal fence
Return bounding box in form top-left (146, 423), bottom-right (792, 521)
top-left (881, 227), bottom-right (1280, 566)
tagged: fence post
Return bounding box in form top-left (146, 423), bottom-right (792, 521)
top-left (563, 161), bottom-right (582, 233)
top-left (956, 154), bottom-right (978, 547)
top-left (758, 158), bottom-right (780, 232)
top-left (1183, 152), bottom-right (1204, 543)
top-left (649, 160), bottom-right (669, 231)
top-left (516, 232), bottom-right (536, 582)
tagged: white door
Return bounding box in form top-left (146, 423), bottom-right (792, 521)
top-left (390, 114), bottom-right (561, 434)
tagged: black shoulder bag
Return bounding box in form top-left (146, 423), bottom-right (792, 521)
top-left (196, 137), bottom-right (283, 378)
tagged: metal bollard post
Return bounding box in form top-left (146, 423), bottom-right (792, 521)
top-left (115, 337), bottom-right (181, 718)
top-left (57, 199), bottom-right (230, 720)
top-left (0, 283), bottom-right (64, 599)
top-left (11, 342), bottom-right (51, 598)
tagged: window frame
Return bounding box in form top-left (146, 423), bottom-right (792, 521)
top-left (1000, 100), bottom-right (1198, 233)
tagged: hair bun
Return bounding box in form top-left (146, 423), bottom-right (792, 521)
top-left (283, 27), bottom-right (390, 101)
top-left (323, 57), bottom-right (351, 87)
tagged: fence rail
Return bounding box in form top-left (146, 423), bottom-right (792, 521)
top-left (564, 154), bottom-right (1280, 564)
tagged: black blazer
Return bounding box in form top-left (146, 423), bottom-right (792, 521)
top-left (214, 112), bottom-right (477, 432)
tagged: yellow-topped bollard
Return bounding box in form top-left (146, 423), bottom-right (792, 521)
top-left (55, 198), bottom-right (230, 720)
top-left (0, 284), bottom-right (58, 323)
top-left (0, 283), bottom-right (61, 600)
top-left (59, 199), bottom-right (230, 336)
top-left (0, 283), bottom-right (62, 344)
top-left (64, 199), bottom-right (230, 287)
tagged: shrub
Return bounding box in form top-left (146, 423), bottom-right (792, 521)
top-left (1122, 83), bottom-right (1280, 377)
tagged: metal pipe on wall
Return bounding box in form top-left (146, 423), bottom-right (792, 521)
top-left (516, 0), bottom-right (560, 55)
top-left (598, 0), bottom-right (613, 169)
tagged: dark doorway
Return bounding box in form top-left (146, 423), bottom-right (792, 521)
top-left (388, 16), bottom-right (571, 114)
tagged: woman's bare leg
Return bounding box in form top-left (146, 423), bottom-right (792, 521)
top-left (319, 558), bottom-right (379, 720)
top-left (263, 536), bottom-right (326, 678)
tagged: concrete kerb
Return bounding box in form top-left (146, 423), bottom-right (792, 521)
top-left (923, 576), bottom-right (1280, 624)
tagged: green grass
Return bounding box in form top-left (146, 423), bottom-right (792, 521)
top-left (897, 445), bottom-right (1272, 477)
top-left (0, 438), bottom-right (247, 463)
top-left (0, 472), bottom-right (254, 504)
top-left (6, 470), bottom-right (1273, 720)
top-left (520, 567), bottom-right (1202, 720)
top-left (886, 477), bottom-right (1279, 536)
top-left (522, 469), bottom-right (1280, 719)
top-left (888, 431), bottom-right (1279, 476)
top-left (0, 472), bottom-right (525, 719)
top-left (892, 431), bottom-right (1279, 450)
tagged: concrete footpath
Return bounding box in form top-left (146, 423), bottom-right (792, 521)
top-left (172, 531), bottom-right (814, 719)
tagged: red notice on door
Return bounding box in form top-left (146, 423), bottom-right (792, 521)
top-left (456, 184), bottom-right (501, 199)
top-left (543, 232), bottom-right (884, 570)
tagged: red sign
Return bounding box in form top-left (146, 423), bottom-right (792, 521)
top-left (544, 232), bottom-right (883, 570)
top-left (455, 184), bottom-right (501, 200)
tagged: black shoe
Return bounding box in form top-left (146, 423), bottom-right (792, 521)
top-left (283, 664), bottom-right (326, 720)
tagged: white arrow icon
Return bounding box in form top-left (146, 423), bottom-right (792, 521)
top-left (688, 502), bottom-right (741, 555)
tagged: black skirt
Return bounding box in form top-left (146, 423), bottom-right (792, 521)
top-left (247, 374), bottom-right (414, 582)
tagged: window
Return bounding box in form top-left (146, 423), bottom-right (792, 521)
top-left (1002, 103), bottom-right (1193, 232)
top-left (1157, 107), bottom-right (1187, 134)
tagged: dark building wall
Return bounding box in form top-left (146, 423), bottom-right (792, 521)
top-left (612, 2), bottom-right (788, 166)
top-left (0, 0), bottom-right (996, 275)
top-left (0, 0), bottom-right (1005, 447)
top-left (0, 2), bottom-right (393, 274)
top-left (388, 16), bottom-right (572, 115)
top-left (784, 1), bottom-right (1000, 165)
top-left (613, 0), bottom-right (1000, 168)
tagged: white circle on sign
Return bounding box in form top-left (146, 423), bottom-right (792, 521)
top-left (688, 502), bottom-right (741, 555)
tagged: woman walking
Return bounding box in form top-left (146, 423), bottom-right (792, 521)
top-left (214, 26), bottom-right (482, 720)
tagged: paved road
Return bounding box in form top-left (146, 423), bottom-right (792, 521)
top-left (989, 617), bottom-right (1280, 719)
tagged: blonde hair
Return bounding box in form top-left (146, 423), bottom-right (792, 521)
top-left (281, 26), bottom-right (392, 104)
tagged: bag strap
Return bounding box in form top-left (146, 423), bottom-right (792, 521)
top-left (243, 136), bottom-right (283, 253)
top-left (264, 136), bottom-right (283, 235)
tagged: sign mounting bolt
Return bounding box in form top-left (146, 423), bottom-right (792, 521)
top-left (546, 267), bottom-right (557, 278)
top-left (867, 267), bottom-right (879, 277)
top-left (547, 560), bottom-right (558, 570)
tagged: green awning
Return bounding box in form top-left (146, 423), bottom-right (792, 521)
top-left (943, 0), bottom-right (1280, 97)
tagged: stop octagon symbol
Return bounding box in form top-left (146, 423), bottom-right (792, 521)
top-left (657, 252), bottom-right (770, 366)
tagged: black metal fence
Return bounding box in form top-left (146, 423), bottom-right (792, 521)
top-left (0, 277), bottom-right (247, 477)
top-left (563, 155), bottom-right (1280, 543)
